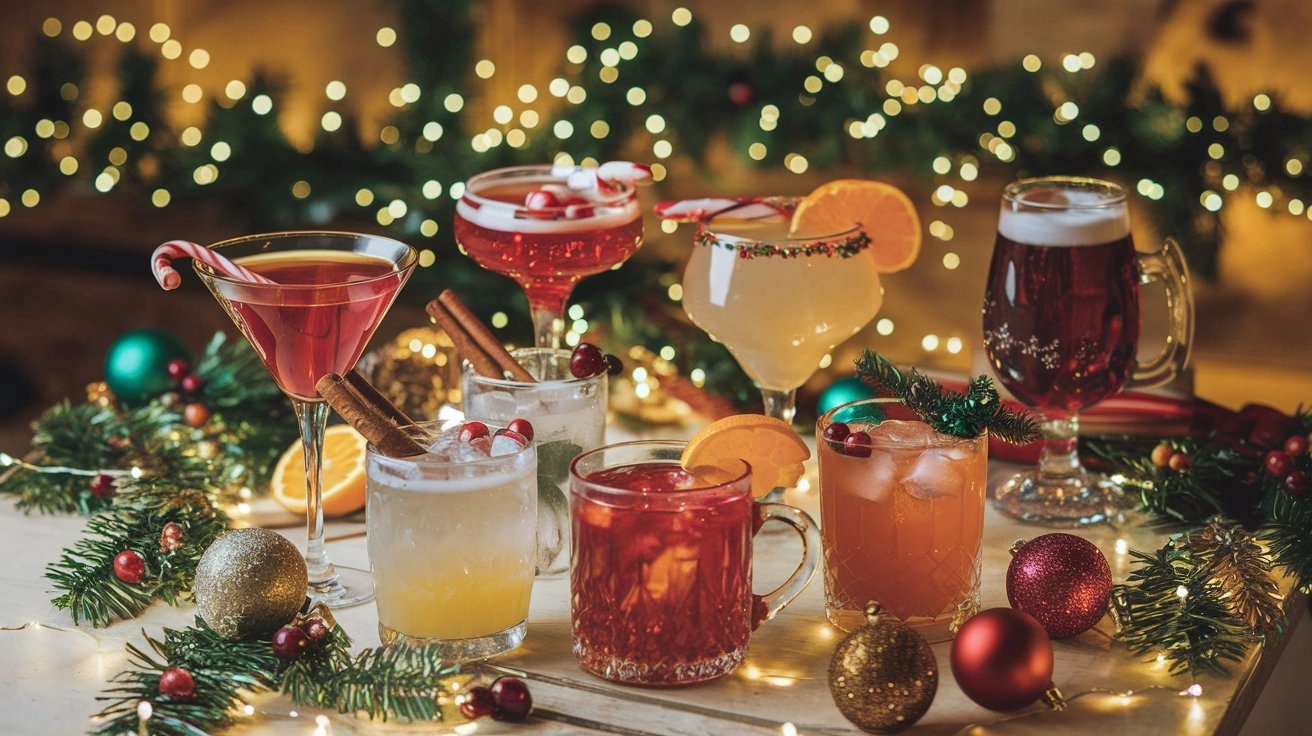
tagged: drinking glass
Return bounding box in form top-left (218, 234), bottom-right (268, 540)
top-left (982, 177), bottom-right (1193, 525)
top-left (682, 217), bottom-right (880, 422)
top-left (461, 347), bottom-right (608, 576)
top-left (569, 440), bottom-right (820, 686)
top-left (366, 420), bottom-right (537, 659)
top-left (453, 164), bottom-right (644, 349)
top-left (195, 231), bottom-right (417, 606)
top-left (817, 398), bottom-right (987, 642)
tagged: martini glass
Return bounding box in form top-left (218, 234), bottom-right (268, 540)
top-left (195, 231), bottom-right (418, 606)
top-left (453, 164), bottom-right (644, 349)
top-left (681, 216), bottom-right (882, 446)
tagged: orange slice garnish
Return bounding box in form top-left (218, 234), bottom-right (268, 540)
top-left (681, 414), bottom-right (811, 498)
top-left (790, 179), bottom-right (922, 273)
top-left (271, 424), bottom-right (368, 517)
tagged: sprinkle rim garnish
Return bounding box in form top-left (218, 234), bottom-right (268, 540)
top-left (695, 226), bottom-right (872, 260)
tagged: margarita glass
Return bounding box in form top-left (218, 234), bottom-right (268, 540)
top-left (454, 164), bottom-right (644, 349)
top-left (195, 231), bottom-right (417, 606)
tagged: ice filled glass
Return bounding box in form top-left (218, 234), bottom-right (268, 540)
top-left (462, 347), bottom-right (607, 575)
top-left (569, 440), bottom-right (819, 686)
top-left (817, 398), bottom-right (987, 642)
top-left (366, 420), bottom-right (536, 660)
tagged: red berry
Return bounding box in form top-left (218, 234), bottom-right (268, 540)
top-left (271, 625), bottom-right (310, 659)
top-left (158, 666), bottom-right (196, 700)
top-left (90, 473), bottom-right (117, 499)
top-left (489, 676), bottom-right (532, 721)
top-left (1150, 443), bottom-right (1173, 468)
top-left (603, 353), bottom-right (623, 376)
top-left (1285, 435), bottom-right (1309, 457)
top-left (1265, 450), bottom-right (1295, 478)
top-left (507, 418), bottom-right (535, 443)
top-left (822, 421), bottom-right (851, 445)
top-left (1167, 452), bottom-right (1192, 472)
top-left (302, 616), bottom-right (331, 644)
top-left (180, 374), bottom-right (204, 393)
top-left (1286, 471), bottom-right (1310, 498)
top-left (113, 550), bottom-right (146, 583)
top-left (165, 359), bottom-right (190, 380)
top-left (183, 402), bottom-right (210, 428)
top-left (459, 421), bottom-right (490, 443)
top-left (459, 685), bottom-right (497, 720)
top-left (842, 431), bottom-right (873, 458)
top-left (159, 521), bottom-right (185, 552)
top-left (570, 343), bottom-right (606, 378)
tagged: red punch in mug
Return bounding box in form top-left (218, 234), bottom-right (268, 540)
top-left (569, 440), bottom-right (820, 686)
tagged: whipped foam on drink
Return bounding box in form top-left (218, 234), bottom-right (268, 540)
top-left (997, 188), bottom-right (1129, 247)
top-left (456, 170), bottom-right (641, 234)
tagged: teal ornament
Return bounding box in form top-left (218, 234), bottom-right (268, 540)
top-left (104, 329), bottom-right (191, 403)
top-left (817, 376), bottom-right (879, 416)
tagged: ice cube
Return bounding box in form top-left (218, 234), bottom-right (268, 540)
top-left (490, 430), bottom-right (527, 457)
top-left (903, 449), bottom-right (967, 500)
top-left (468, 390), bottom-right (518, 421)
top-left (866, 419), bottom-right (938, 447)
top-left (535, 381), bottom-right (582, 412)
top-left (847, 453), bottom-right (897, 503)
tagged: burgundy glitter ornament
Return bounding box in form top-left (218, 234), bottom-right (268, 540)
top-left (950, 608), bottom-right (1054, 712)
top-left (1006, 533), bottom-right (1112, 639)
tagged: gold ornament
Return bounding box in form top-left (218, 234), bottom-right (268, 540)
top-left (358, 326), bottom-right (460, 421)
top-left (193, 528), bottom-right (308, 640)
top-left (828, 604), bottom-right (938, 734)
top-left (86, 381), bottom-right (115, 407)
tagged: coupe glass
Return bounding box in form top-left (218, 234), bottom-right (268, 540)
top-left (982, 177), bottom-right (1193, 526)
top-left (453, 164), bottom-right (644, 349)
top-left (195, 231), bottom-right (417, 606)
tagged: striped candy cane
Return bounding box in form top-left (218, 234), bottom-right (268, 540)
top-left (150, 239), bottom-right (275, 290)
top-left (654, 196), bottom-right (797, 224)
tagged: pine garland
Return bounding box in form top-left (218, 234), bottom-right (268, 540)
top-left (852, 349), bottom-right (1040, 444)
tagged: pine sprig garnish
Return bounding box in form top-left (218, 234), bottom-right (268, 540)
top-left (853, 350), bottom-right (1040, 444)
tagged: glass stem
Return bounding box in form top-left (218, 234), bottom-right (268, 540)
top-left (293, 399), bottom-right (338, 590)
top-left (530, 298), bottom-right (568, 350)
top-left (760, 388), bottom-right (797, 425)
top-left (1037, 413), bottom-right (1083, 481)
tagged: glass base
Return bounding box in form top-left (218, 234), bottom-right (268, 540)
top-left (826, 590), bottom-right (979, 644)
top-left (993, 469), bottom-right (1123, 527)
top-left (573, 639), bottom-right (744, 686)
top-left (380, 620), bottom-right (526, 662)
top-left (309, 565), bottom-right (374, 608)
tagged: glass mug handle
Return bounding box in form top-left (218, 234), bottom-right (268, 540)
top-left (750, 502), bottom-right (821, 630)
top-left (1131, 237), bottom-right (1195, 389)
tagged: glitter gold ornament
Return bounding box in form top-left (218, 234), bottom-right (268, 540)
top-left (358, 327), bottom-right (460, 422)
top-left (193, 528), bottom-right (307, 640)
top-left (829, 603), bottom-right (938, 734)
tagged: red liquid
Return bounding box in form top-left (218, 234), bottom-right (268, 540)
top-left (982, 234), bottom-right (1141, 414)
top-left (211, 251), bottom-right (407, 400)
top-left (454, 182), bottom-right (642, 309)
top-left (570, 462), bottom-right (753, 685)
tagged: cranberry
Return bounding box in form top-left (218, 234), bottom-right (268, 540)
top-left (90, 473), bottom-right (117, 499)
top-left (507, 418), bottom-right (535, 443)
top-left (459, 421), bottom-right (490, 443)
top-left (302, 616), bottom-right (331, 644)
top-left (489, 676), bottom-right (533, 722)
top-left (604, 353), bottom-right (623, 376)
top-left (180, 374), bottom-right (204, 393)
top-left (1286, 471), bottom-right (1310, 498)
top-left (157, 666), bottom-right (196, 700)
top-left (165, 359), bottom-right (190, 380)
top-left (271, 625), bottom-right (310, 659)
top-left (113, 550), bottom-right (146, 583)
top-left (569, 342), bottom-right (606, 378)
top-left (459, 685), bottom-right (497, 719)
top-left (1284, 435), bottom-right (1309, 457)
top-left (1265, 450), bottom-right (1295, 479)
top-left (822, 421), bottom-right (851, 445)
top-left (842, 430), bottom-right (873, 458)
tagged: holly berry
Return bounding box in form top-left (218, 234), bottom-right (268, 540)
top-left (569, 342), bottom-right (607, 378)
top-left (507, 418), bottom-right (535, 443)
top-left (459, 685), bottom-right (497, 720)
top-left (1286, 471), bottom-right (1310, 498)
top-left (604, 353), bottom-right (623, 376)
top-left (159, 521), bottom-right (185, 552)
top-left (180, 374), bottom-right (204, 393)
top-left (302, 616), bottom-right (331, 644)
top-left (1265, 450), bottom-right (1295, 479)
top-left (1150, 443), bottom-right (1173, 468)
top-left (271, 625), bottom-right (310, 659)
top-left (158, 666), bottom-right (196, 700)
top-left (1284, 434), bottom-right (1309, 457)
top-left (842, 431), bottom-right (873, 458)
top-left (183, 402), bottom-right (210, 428)
top-left (822, 421), bottom-right (851, 445)
top-left (113, 549), bottom-right (146, 584)
top-left (90, 473), bottom-right (117, 500)
top-left (165, 359), bottom-right (190, 380)
top-left (489, 676), bottom-right (533, 722)
top-left (459, 421), bottom-right (490, 443)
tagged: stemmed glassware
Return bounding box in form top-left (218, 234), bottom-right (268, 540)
top-left (195, 231), bottom-right (417, 606)
top-left (454, 164), bottom-right (644, 349)
top-left (982, 177), bottom-right (1193, 526)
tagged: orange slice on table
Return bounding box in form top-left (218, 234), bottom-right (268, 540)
top-left (681, 414), bottom-right (811, 498)
top-left (790, 179), bottom-right (922, 273)
top-left (271, 424), bottom-right (368, 517)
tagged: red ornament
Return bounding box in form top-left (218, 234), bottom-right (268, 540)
top-left (1007, 533), bottom-right (1112, 639)
top-left (180, 374), bottom-right (204, 393)
top-left (90, 473), bottom-right (117, 500)
top-left (158, 666), bottom-right (196, 700)
top-left (165, 359), bottom-right (190, 380)
top-left (183, 402), bottom-right (210, 427)
top-left (113, 549), bottom-right (146, 584)
top-left (950, 608), bottom-right (1053, 711)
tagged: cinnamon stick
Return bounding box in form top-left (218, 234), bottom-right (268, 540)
top-left (317, 371), bottom-right (428, 458)
top-left (426, 289), bottom-right (536, 382)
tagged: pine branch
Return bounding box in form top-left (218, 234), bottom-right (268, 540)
top-left (853, 350), bottom-right (1040, 443)
top-left (1261, 482), bottom-right (1312, 594)
top-left (1084, 437), bottom-right (1248, 525)
top-left (280, 641), bottom-right (463, 722)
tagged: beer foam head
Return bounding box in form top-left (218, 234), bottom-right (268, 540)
top-left (998, 188), bottom-right (1130, 247)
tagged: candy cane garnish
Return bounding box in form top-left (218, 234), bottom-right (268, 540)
top-left (150, 239), bottom-right (276, 291)
top-left (596, 161), bottom-right (653, 185)
top-left (654, 196), bottom-right (797, 224)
